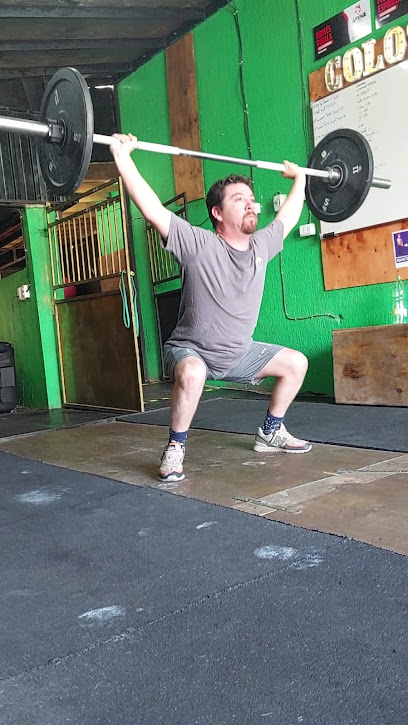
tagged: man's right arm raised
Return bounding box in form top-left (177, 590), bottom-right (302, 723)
top-left (110, 133), bottom-right (171, 241)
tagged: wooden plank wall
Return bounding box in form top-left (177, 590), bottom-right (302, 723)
top-left (165, 34), bottom-right (204, 203)
top-left (309, 49), bottom-right (408, 290)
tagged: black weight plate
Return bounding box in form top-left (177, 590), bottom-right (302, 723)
top-left (305, 129), bottom-right (374, 223)
top-left (38, 67), bottom-right (93, 196)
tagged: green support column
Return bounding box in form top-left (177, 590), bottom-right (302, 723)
top-left (23, 206), bottom-right (62, 409)
top-left (130, 213), bottom-right (163, 381)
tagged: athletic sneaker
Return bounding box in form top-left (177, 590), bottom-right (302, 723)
top-left (253, 424), bottom-right (312, 453)
top-left (158, 442), bottom-right (185, 482)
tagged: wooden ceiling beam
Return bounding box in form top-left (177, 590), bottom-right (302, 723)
top-left (0, 6), bottom-right (205, 22)
top-left (0, 39), bottom-right (166, 52)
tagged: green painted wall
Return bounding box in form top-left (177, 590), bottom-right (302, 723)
top-left (117, 0), bottom-right (407, 395)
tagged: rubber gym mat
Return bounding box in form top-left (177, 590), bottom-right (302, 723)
top-left (119, 396), bottom-right (408, 452)
top-left (0, 448), bottom-right (406, 724)
top-left (0, 408), bottom-right (115, 439)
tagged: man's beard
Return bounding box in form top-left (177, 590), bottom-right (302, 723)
top-left (241, 213), bottom-right (257, 234)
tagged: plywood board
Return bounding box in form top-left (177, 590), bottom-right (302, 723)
top-left (322, 219), bottom-right (408, 290)
top-left (333, 323), bottom-right (408, 406)
top-left (165, 33), bottom-right (204, 202)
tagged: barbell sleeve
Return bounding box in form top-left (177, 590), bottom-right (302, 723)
top-left (0, 115), bottom-right (50, 139)
top-left (370, 176), bottom-right (392, 189)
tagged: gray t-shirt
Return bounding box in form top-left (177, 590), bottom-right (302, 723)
top-left (164, 213), bottom-right (284, 374)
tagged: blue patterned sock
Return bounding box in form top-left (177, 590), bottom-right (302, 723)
top-left (169, 429), bottom-right (188, 447)
top-left (262, 411), bottom-right (284, 435)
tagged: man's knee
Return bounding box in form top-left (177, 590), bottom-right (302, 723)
top-left (290, 350), bottom-right (308, 378)
top-left (174, 357), bottom-right (207, 390)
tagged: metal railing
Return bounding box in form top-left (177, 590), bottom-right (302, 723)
top-left (47, 189), bottom-right (125, 294)
top-left (146, 192), bottom-right (188, 287)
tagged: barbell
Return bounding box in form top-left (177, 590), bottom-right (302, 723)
top-left (0, 67), bottom-right (391, 223)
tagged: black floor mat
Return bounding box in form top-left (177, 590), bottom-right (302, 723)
top-left (0, 449), bottom-right (407, 724)
top-left (120, 397), bottom-right (408, 452)
top-left (0, 408), bottom-right (115, 439)
top-left (0, 453), bottom-right (408, 725)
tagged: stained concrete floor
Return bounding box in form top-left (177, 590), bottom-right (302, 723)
top-left (0, 383), bottom-right (407, 556)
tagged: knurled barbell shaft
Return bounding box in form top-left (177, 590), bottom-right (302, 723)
top-left (0, 116), bottom-right (391, 190)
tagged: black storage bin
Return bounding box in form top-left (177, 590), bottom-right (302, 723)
top-left (0, 342), bottom-right (18, 413)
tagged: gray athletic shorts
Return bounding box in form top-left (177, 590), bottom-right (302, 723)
top-left (162, 341), bottom-right (283, 386)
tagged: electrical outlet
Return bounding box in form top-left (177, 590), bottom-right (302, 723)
top-left (17, 284), bottom-right (30, 300)
top-left (273, 193), bottom-right (287, 212)
top-left (299, 223), bottom-right (316, 237)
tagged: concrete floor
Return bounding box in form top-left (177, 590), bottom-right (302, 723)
top-left (0, 404), bottom-right (407, 556)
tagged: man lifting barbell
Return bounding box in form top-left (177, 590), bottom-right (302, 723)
top-left (0, 67), bottom-right (392, 480)
top-left (110, 133), bottom-right (312, 483)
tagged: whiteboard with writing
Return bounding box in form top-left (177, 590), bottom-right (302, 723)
top-left (311, 62), bottom-right (408, 235)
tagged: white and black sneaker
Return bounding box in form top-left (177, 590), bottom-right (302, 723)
top-left (158, 442), bottom-right (185, 482)
top-left (254, 424), bottom-right (312, 454)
